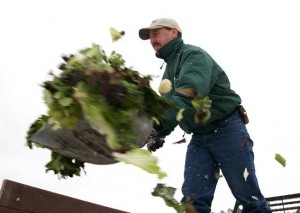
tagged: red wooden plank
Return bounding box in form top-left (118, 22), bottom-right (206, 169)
top-left (0, 179), bottom-right (128, 213)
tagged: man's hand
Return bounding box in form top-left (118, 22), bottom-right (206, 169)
top-left (147, 131), bottom-right (165, 152)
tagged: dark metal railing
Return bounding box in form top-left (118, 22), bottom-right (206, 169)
top-left (233, 193), bottom-right (300, 213)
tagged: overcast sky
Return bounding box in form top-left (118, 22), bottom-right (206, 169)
top-left (1, 0), bottom-right (300, 212)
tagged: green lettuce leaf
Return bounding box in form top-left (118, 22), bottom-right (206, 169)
top-left (275, 153), bottom-right (286, 167)
top-left (112, 148), bottom-right (167, 179)
top-left (152, 183), bottom-right (191, 213)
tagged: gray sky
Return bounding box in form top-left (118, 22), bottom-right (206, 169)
top-left (1, 0), bottom-right (300, 212)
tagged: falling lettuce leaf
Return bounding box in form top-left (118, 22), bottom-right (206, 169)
top-left (112, 148), bottom-right (167, 179)
top-left (275, 153), bottom-right (286, 167)
top-left (45, 152), bottom-right (85, 179)
top-left (191, 96), bottom-right (212, 123)
top-left (173, 138), bottom-right (186, 145)
top-left (26, 115), bottom-right (48, 149)
top-left (110, 27), bottom-right (125, 42)
top-left (176, 108), bottom-right (185, 121)
top-left (214, 168), bottom-right (223, 180)
top-left (152, 183), bottom-right (191, 213)
top-left (243, 168), bottom-right (249, 181)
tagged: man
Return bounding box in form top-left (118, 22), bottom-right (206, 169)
top-left (139, 18), bottom-right (271, 213)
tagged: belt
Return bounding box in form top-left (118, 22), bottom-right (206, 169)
top-left (211, 109), bottom-right (238, 127)
top-left (192, 109), bottom-right (238, 135)
top-left (193, 105), bottom-right (249, 135)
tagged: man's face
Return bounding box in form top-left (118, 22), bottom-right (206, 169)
top-left (149, 28), bottom-right (178, 52)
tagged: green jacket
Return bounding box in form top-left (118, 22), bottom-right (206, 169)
top-left (156, 38), bottom-right (241, 135)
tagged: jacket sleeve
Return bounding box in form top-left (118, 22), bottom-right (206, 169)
top-left (156, 51), bottom-right (214, 135)
top-left (155, 93), bottom-right (193, 135)
top-left (177, 51), bottom-right (215, 98)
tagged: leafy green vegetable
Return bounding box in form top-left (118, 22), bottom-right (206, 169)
top-left (113, 148), bottom-right (167, 179)
top-left (26, 115), bottom-right (48, 149)
top-left (26, 28), bottom-right (173, 178)
top-left (42, 43), bottom-right (172, 148)
top-left (109, 27), bottom-right (125, 42)
top-left (45, 152), bottom-right (85, 179)
top-left (191, 96), bottom-right (212, 123)
top-left (152, 183), bottom-right (191, 213)
top-left (176, 108), bottom-right (185, 121)
top-left (275, 153), bottom-right (286, 167)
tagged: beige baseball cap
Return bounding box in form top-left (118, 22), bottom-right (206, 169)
top-left (139, 18), bottom-right (182, 40)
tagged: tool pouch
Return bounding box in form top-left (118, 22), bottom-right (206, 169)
top-left (237, 105), bottom-right (249, 124)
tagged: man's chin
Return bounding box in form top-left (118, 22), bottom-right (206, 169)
top-left (153, 46), bottom-right (161, 52)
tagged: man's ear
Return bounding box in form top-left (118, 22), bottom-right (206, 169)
top-left (171, 28), bottom-right (179, 39)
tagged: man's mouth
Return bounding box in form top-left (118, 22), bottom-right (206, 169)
top-left (152, 43), bottom-right (161, 50)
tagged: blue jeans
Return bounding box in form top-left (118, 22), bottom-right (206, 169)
top-left (181, 112), bottom-right (271, 213)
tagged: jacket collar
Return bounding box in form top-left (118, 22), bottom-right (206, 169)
top-left (156, 38), bottom-right (183, 62)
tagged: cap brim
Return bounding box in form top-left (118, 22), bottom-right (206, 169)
top-left (139, 26), bottom-right (162, 40)
top-left (139, 28), bottom-right (151, 40)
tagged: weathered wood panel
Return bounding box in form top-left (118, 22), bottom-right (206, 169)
top-left (0, 206), bottom-right (25, 213)
top-left (0, 179), bottom-right (128, 213)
